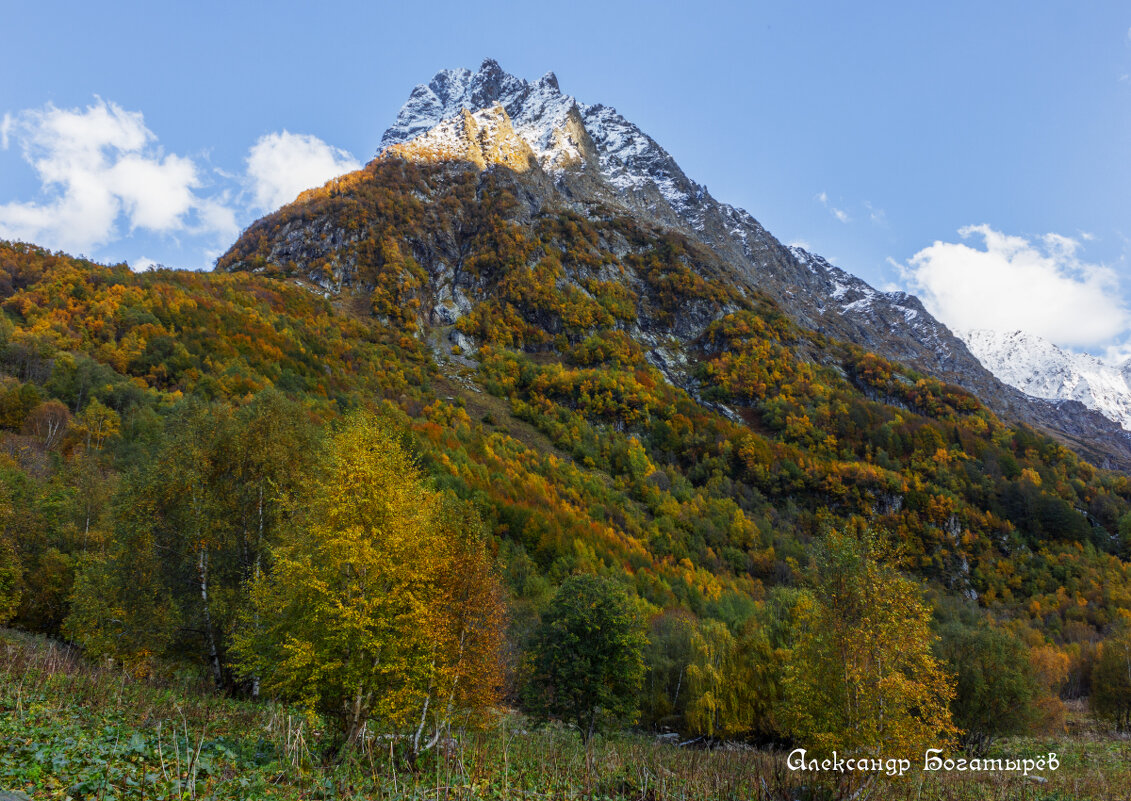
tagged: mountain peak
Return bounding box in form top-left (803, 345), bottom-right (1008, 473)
top-left (539, 71), bottom-right (559, 92)
top-left (380, 61), bottom-right (770, 270)
top-left (382, 59), bottom-right (535, 151)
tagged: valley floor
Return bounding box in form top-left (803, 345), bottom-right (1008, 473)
top-left (2, 630), bottom-right (1129, 801)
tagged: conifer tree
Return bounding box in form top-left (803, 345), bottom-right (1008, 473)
top-left (525, 574), bottom-right (646, 743)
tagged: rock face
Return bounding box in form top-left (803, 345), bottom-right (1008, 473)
top-left (383, 105), bottom-right (540, 173)
top-left (230, 58), bottom-right (1131, 470)
top-left (962, 329), bottom-right (1131, 431)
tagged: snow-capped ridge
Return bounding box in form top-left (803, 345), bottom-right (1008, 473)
top-left (381, 58), bottom-right (583, 168)
top-left (961, 329), bottom-right (1131, 431)
top-left (790, 247), bottom-right (925, 327)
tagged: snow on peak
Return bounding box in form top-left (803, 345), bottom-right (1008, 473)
top-left (380, 58), bottom-right (708, 214)
top-left (381, 58), bottom-right (583, 168)
top-left (961, 329), bottom-right (1131, 430)
top-left (789, 245), bottom-right (918, 319)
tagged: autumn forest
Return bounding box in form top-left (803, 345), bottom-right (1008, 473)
top-left (3, 156), bottom-right (1131, 799)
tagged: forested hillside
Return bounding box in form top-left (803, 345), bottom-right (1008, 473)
top-left (3, 158), bottom-right (1131, 756)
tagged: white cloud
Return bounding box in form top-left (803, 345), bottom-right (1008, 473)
top-left (901, 224), bottom-right (1130, 348)
top-left (816, 190), bottom-right (850, 223)
top-left (1102, 341), bottom-right (1131, 365)
top-left (246, 131), bottom-right (360, 212)
top-left (0, 98), bottom-right (236, 254)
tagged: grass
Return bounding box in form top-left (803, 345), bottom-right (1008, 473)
top-left (2, 629), bottom-right (1130, 800)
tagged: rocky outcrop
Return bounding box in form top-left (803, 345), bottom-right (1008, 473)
top-left (383, 105), bottom-right (540, 174)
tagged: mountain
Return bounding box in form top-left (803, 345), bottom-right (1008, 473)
top-left (207, 55), bottom-right (1131, 597)
top-left (240, 57), bottom-right (1131, 470)
top-left (5, 61), bottom-right (1131, 723)
top-left (961, 329), bottom-right (1131, 431)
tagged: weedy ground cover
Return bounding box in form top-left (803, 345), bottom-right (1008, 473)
top-left (2, 629), bottom-right (1128, 800)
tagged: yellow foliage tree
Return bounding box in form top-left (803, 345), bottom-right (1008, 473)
top-left (782, 530), bottom-right (956, 759)
top-left (685, 620), bottom-right (737, 737)
top-left (0, 482), bottom-right (20, 625)
top-left (72, 398), bottom-right (120, 452)
top-left (233, 411), bottom-right (504, 749)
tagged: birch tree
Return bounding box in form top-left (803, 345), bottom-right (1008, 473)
top-left (781, 530), bottom-right (956, 759)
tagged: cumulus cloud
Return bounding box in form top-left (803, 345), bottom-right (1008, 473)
top-left (0, 98), bottom-right (236, 254)
top-left (900, 224), bottom-right (1130, 348)
top-left (246, 131), bottom-right (360, 211)
top-left (131, 256), bottom-right (159, 272)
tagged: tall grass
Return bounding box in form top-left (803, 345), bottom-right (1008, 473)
top-left (2, 629), bottom-right (1128, 800)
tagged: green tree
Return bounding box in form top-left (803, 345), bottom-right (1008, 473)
top-left (934, 622), bottom-right (1042, 750)
top-left (640, 610), bottom-right (697, 731)
top-left (0, 482), bottom-right (20, 625)
top-left (525, 574), bottom-right (646, 743)
top-left (1119, 512), bottom-right (1131, 559)
top-left (1091, 629), bottom-right (1131, 731)
top-left (781, 530), bottom-right (956, 759)
top-left (64, 393), bottom-right (315, 681)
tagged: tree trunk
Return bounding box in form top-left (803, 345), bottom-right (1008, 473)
top-left (413, 692), bottom-right (432, 756)
top-left (198, 547), bottom-right (223, 687)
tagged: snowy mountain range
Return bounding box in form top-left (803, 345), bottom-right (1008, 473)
top-left (960, 330), bottom-right (1131, 431)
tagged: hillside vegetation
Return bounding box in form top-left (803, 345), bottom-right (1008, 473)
top-left (2, 158), bottom-right (1131, 793)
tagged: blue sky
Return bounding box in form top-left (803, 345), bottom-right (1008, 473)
top-left (2, 1), bottom-right (1129, 357)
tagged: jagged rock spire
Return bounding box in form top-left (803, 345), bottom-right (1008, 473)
top-left (379, 58), bottom-right (707, 217)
